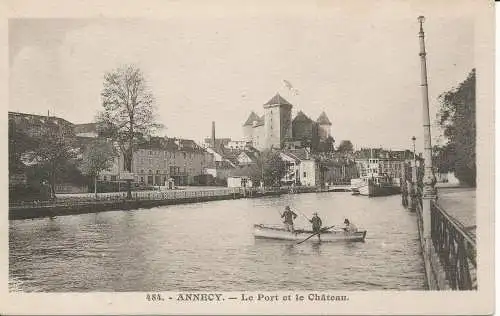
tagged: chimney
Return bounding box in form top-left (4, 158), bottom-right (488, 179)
top-left (212, 121), bottom-right (216, 148)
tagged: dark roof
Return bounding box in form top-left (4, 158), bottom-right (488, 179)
top-left (222, 149), bottom-right (242, 160)
top-left (243, 112), bottom-right (261, 126)
top-left (317, 112), bottom-right (332, 125)
top-left (264, 93), bottom-right (292, 107)
top-left (241, 150), bottom-right (259, 163)
top-left (229, 164), bottom-right (260, 177)
top-left (137, 137), bottom-right (205, 152)
top-left (293, 111), bottom-right (313, 123)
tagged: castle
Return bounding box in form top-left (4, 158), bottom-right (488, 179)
top-left (242, 93), bottom-right (332, 151)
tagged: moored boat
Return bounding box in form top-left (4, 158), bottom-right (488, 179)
top-left (253, 224), bottom-right (367, 242)
top-left (357, 176), bottom-right (401, 197)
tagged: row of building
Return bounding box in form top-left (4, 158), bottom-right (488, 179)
top-left (9, 92), bottom-right (414, 191)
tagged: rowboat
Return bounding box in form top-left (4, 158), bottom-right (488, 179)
top-left (253, 224), bottom-right (367, 242)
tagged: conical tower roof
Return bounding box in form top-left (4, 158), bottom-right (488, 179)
top-left (293, 111), bottom-right (312, 123)
top-left (243, 111), bottom-right (261, 126)
top-left (264, 93), bottom-right (292, 107)
top-left (317, 111), bottom-right (332, 125)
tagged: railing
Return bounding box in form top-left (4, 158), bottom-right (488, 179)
top-left (9, 185), bottom-right (333, 210)
top-left (9, 188), bottom-right (244, 209)
top-left (430, 200), bottom-right (477, 290)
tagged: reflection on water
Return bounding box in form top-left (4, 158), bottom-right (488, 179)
top-left (9, 193), bottom-right (426, 291)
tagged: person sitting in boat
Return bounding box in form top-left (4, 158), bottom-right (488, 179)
top-left (309, 212), bottom-right (322, 233)
top-left (282, 206), bottom-right (297, 232)
top-left (343, 218), bottom-right (358, 233)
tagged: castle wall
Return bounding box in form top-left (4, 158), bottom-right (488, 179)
top-left (263, 104), bottom-right (292, 149)
top-left (252, 125), bottom-right (265, 150)
top-left (292, 120), bottom-right (314, 141)
top-left (280, 106), bottom-right (292, 142)
top-left (318, 124), bottom-right (331, 140)
top-left (264, 106), bottom-right (281, 149)
top-left (243, 125), bottom-right (254, 143)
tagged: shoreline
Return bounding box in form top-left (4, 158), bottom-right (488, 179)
top-left (9, 186), bottom-right (337, 221)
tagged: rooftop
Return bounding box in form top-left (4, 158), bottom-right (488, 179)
top-left (293, 111), bottom-right (313, 123)
top-left (280, 148), bottom-right (311, 162)
top-left (137, 136), bottom-right (206, 152)
top-left (264, 93), bottom-right (293, 107)
top-left (317, 111), bottom-right (332, 125)
top-left (243, 112), bottom-right (261, 126)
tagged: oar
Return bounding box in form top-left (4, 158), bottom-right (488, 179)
top-left (298, 211), bottom-right (311, 222)
top-left (296, 225), bottom-right (336, 245)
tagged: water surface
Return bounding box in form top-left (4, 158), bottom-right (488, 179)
top-left (9, 192), bottom-right (425, 291)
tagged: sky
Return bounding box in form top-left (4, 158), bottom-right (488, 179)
top-left (8, 3), bottom-right (475, 152)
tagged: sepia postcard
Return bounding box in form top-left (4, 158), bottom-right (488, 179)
top-left (1, 0), bottom-right (495, 314)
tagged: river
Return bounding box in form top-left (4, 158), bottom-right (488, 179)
top-left (9, 192), bottom-right (426, 292)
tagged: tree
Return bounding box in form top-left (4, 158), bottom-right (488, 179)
top-left (432, 144), bottom-right (456, 174)
top-left (337, 140), bottom-right (354, 153)
top-left (9, 119), bottom-right (36, 173)
top-left (233, 150), bottom-right (288, 187)
top-left (261, 150), bottom-right (288, 187)
top-left (22, 121), bottom-right (79, 198)
top-left (437, 69), bottom-right (476, 186)
top-left (97, 65), bottom-right (162, 199)
top-left (80, 139), bottom-right (117, 198)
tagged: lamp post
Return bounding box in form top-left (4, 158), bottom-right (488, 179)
top-left (411, 136), bottom-right (417, 187)
top-left (417, 16), bottom-right (437, 241)
top-left (412, 136), bottom-right (416, 161)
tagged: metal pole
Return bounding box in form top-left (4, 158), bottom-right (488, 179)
top-left (417, 16), bottom-right (437, 240)
top-left (411, 136), bottom-right (417, 184)
top-left (412, 136), bottom-right (416, 161)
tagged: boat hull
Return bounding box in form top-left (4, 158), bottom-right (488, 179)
top-left (358, 182), bottom-right (400, 197)
top-left (253, 224), bottom-right (367, 242)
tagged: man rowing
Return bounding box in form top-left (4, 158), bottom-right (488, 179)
top-left (309, 212), bottom-right (323, 241)
top-left (282, 206), bottom-right (298, 232)
top-left (309, 212), bottom-right (322, 233)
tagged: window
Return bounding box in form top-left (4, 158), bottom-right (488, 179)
top-left (149, 151), bottom-right (152, 155)
top-left (140, 177), bottom-right (145, 183)
top-left (303, 172), bottom-right (307, 178)
top-left (183, 152), bottom-right (186, 159)
top-left (111, 175), bottom-right (117, 181)
top-left (103, 175), bottom-right (108, 181)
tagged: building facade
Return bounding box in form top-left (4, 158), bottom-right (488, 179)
top-left (131, 137), bottom-right (213, 186)
top-left (354, 148), bottom-right (414, 180)
top-left (279, 148), bottom-right (319, 187)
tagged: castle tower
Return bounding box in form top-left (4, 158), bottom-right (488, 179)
top-left (263, 93), bottom-right (292, 149)
top-left (242, 111), bottom-right (260, 143)
top-left (316, 111), bottom-right (332, 141)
